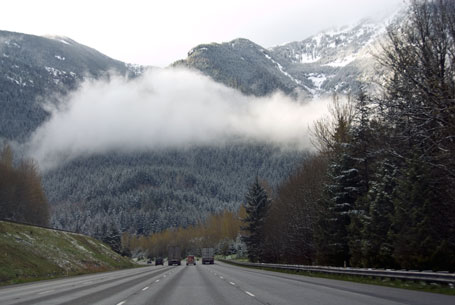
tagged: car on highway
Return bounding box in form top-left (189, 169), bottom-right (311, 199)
top-left (155, 257), bottom-right (164, 265)
top-left (186, 255), bottom-right (196, 265)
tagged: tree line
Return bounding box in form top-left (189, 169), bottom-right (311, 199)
top-left (0, 145), bottom-right (50, 226)
top-left (121, 208), bottom-right (246, 259)
top-left (241, 0), bottom-right (455, 271)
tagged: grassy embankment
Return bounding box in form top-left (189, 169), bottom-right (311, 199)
top-left (221, 258), bottom-right (455, 295)
top-left (0, 220), bottom-right (136, 286)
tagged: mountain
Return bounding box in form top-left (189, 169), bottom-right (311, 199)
top-left (0, 30), bottom-right (302, 237)
top-left (0, 17), bottom-right (391, 237)
top-left (175, 18), bottom-right (387, 97)
top-left (271, 18), bottom-right (386, 95)
top-left (173, 38), bottom-right (311, 98)
top-left (0, 30), bottom-right (143, 141)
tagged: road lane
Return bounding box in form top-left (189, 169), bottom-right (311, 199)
top-left (0, 266), bottom-right (156, 302)
top-left (125, 263), bottom-right (260, 305)
top-left (0, 266), bottom-right (171, 305)
top-left (0, 261), bottom-right (454, 305)
top-left (206, 261), bottom-right (455, 305)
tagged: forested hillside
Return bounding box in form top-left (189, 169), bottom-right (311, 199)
top-left (47, 144), bottom-right (303, 236)
top-left (0, 30), bottom-right (140, 141)
top-left (173, 38), bottom-right (310, 97)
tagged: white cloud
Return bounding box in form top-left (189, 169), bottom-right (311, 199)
top-left (27, 68), bottom-right (331, 170)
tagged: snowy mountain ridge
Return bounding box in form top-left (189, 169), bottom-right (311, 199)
top-left (271, 18), bottom-right (385, 66)
top-left (177, 16), bottom-right (394, 97)
top-left (268, 17), bottom-right (389, 95)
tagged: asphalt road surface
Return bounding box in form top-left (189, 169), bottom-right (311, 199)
top-left (0, 261), bottom-right (453, 305)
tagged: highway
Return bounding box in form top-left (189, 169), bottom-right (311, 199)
top-left (0, 261), bottom-right (453, 305)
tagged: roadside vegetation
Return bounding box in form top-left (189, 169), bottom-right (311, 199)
top-left (122, 208), bottom-right (246, 259)
top-left (0, 221), bottom-right (135, 286)
top-left (0, 145), bottom-right (49, 226)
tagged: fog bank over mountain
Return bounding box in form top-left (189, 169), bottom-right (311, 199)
top-left (27, 68), bottom-right (331, 171)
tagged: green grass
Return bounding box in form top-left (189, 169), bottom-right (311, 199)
top-left (0, 221), bottom-right (136, 286)
top-left (221, 259), bottom-right (455, 296)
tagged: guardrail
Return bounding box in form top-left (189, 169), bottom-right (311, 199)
top-left (219, 259), bottom-right (455, 285)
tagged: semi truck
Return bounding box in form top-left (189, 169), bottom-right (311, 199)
top-left (168, 246), bottom-right (181, 265)
top-left (201, 247), bottom-right (214, 264)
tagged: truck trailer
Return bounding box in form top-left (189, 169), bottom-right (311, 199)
top-left (201, 247), bottom-right (214, 264)
top-left (168, 246), bottom-right (181, 265)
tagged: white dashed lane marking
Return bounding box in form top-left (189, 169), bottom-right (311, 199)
top-left (142, 286), bottom-right (149, 291)
top-left (207, 268), bottom-right (259, 300)
top-left (37, 290), bottom-right (54, 295)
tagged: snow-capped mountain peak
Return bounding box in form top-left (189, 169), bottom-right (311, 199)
top-left (271, 18), bottom-right (385, 67)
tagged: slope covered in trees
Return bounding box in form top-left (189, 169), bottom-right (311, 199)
top-left (0, 30), bottom-right (139, 141)
top-left (46, 144), bottom-right (302, 236)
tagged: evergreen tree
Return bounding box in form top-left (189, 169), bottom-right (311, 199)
top-left (347, 91), bottom-right (380, 266)
top-left (241, 177), bottom-right (270, 262)
top-left (96, 222), bottom-right (122, 254)
top-left (313, 96), bottom-right (356, 266)
top-left (391, 157), bottom-right (438, 270)
top-left (362, 159), bottom-right (397, 268)
top-left (321, 150), bottom-right (360, 266)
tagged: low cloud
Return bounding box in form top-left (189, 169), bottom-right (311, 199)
top-left (27, 68), bottom-right (330, 171)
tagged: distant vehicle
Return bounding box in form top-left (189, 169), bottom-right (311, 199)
top-left (201, 247), bottom-right (214, 264)
top-left (186, 255), bottom-right (196, 266)
top-left (168, 246), bottom-right (181, 265)
top-left (147, 258), bottom-right (152, 264)
top-left (155, 257), bottom-right (163, 265)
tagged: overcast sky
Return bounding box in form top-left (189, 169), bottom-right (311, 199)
top-left (1, 0), bottom-right (403, 67)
